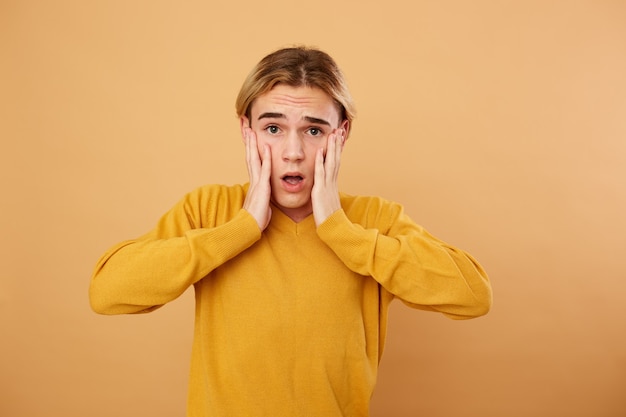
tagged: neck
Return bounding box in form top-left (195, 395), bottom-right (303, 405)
top-left (271, 201), bottom-right (313, 223)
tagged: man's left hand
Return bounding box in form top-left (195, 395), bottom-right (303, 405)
top-left (312, 129), bottom-right (346, 227)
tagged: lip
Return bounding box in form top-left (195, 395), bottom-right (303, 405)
top-left (280, 172), bottom-right (306, 193)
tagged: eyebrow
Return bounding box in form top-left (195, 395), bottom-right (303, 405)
top-left (257, 112), bottom-right (331, 126)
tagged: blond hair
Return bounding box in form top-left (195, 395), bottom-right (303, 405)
top-left (235, 46), bottom-right (356, 126)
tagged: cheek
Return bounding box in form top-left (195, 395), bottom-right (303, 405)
top-left (260, 141), bottom-right (282, 169)
top-left (254, 135), bottom-right (272, 154)
top-left (256, 139), bottom-right (265, 155)
top-left (315, 142), bottom-right (328, 162)
top-left (304, 137), bottom-right (326, 154)
top-left (320, 141), bottom-right (328, 157)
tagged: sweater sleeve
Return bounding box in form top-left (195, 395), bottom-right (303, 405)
top-left (89, 185), bottom-right (261, 315)
top-left (316, 200), bottom-right (492, 320)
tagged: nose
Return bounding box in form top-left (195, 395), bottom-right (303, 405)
top-left (281, 132), bottom-right (305, 162)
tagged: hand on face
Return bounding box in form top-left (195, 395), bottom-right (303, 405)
top-left (242, 125), bottom-right (346, 229)
top-left (311, 128), bottom-right (346, 227)
top-left (242, 127), bottom-right (272, 231)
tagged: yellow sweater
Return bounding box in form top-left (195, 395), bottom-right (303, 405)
top-left (89, 184), bottom-right (491, 416)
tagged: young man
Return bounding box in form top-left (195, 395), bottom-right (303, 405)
top-left (89, 46), bottom-right (492, 416)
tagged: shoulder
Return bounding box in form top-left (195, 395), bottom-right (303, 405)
top-left (339, 192), bottom-right (405, 229)
top-left (180, 183), bottom-right (249, 226)
top-left (187, 183), bottom-right (248, 201)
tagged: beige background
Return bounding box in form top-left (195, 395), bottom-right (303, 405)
top-left (2, 1), bottom-right (625, 416)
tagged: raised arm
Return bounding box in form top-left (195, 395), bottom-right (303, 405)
top-left (89, 185), bottom-right (261, 315)
top-left (317, 196), bottom-right (492, 320)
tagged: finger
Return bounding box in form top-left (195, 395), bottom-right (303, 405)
top-left (260, 143), bottom-right (272, 182)
top-left (329, 130), bottom-right (345, 185)
top-left (324, 132), bottom-right (340, 183)
top-left (314, 146), bottom-right (325, 186)
top-left (243, 128), bottom-right (251, 166)
top-left (335, 129), bottom-right (345, 162)
top-left (246, 130), bottom-right (261, 180)
top-left (334, 128), bottom-right (345, 148)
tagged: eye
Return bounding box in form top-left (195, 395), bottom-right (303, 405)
top-left (307, 127), bottom-right (323, 136)
top-left (265, 125), bottom-right (280, 135)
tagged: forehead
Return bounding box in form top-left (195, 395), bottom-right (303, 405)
top-left (251, 84), bottom-right (341, 123)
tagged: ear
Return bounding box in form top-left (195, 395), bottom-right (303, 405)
top-left (339, 119), bottom-right (351, 143)
top-left (239, 116), bottom-right (250, 143)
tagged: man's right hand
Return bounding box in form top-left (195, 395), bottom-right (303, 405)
top-left (242, 128), bottom-right (272, 231)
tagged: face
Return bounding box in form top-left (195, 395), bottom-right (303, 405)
top-left (241, 84), bottom-right (349, 221)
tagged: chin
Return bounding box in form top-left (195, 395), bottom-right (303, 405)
top-left (272, 192), bottom-right (311, 212)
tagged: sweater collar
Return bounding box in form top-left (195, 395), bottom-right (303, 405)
top-left (268, 203), bottom-right (317, 235)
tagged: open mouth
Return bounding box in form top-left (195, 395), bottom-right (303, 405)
top-left (282, 175), bottom-right (303, 185)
